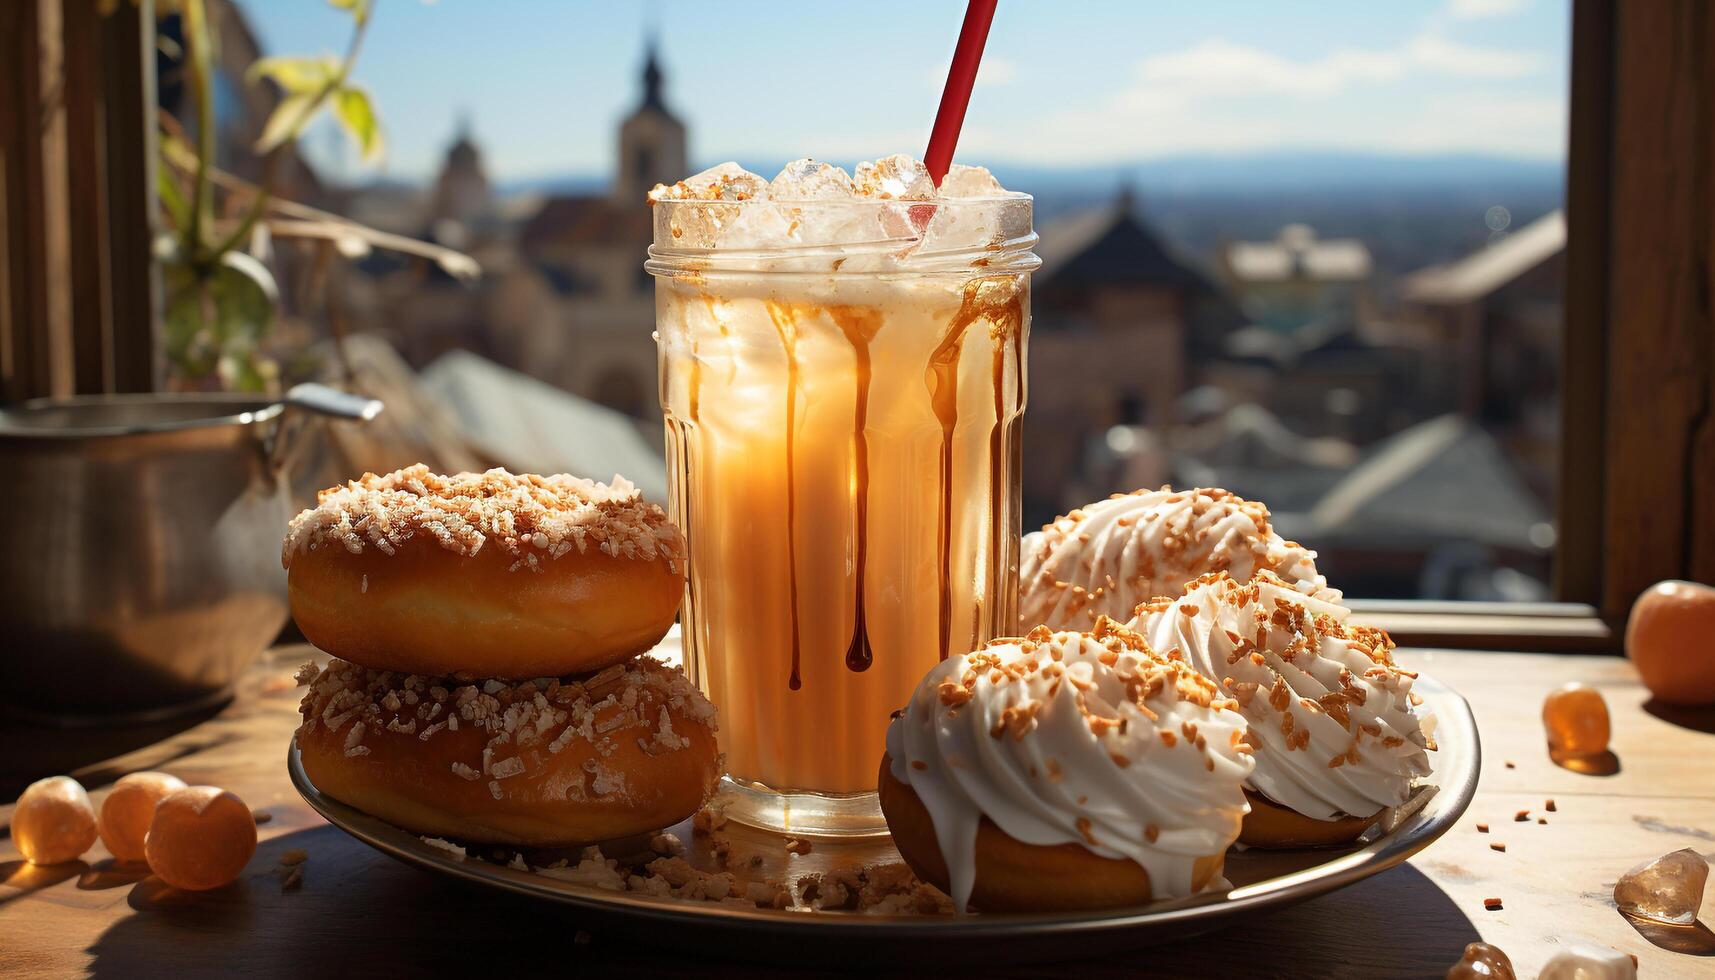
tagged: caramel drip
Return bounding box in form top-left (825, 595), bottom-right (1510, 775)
top-left (929, 279), bottom-right (1026, 660)
top-left (829, 306), bottom-right (883, 674)
top-left (982, 295), bottom-right (1025, 639)
top-left (1004, 318), bottom-right (1026, 628)
top-left (687, 352), bottom-right (700, 423)
top-left (926, 312), bottom-right (972, 664)
top-left (980, 339), bottom-right (1005, 643)
top-left (764, 302), bottom-right (805, 691)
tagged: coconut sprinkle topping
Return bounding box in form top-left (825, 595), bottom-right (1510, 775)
top-left (296, 654), bottom-right (717, 806)
top-left (282, 465), bottom-right (686, 572)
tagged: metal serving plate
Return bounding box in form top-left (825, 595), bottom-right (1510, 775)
top-left (287, 671), bottom-right (1477, 962)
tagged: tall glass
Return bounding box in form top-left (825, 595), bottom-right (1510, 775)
top-left (648, 195), bottom-right (1037, 835)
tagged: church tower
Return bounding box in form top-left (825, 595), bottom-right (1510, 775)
top-left (614, 39), bottom-right (687, 204)
top-left (430, 115), bottom-right (491, 229)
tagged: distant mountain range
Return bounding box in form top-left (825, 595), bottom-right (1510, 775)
top-left (494, 151), bottom-right (1563, 200)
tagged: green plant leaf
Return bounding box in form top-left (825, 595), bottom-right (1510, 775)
top-left (255, 92), bottom-right (319, 154)
top-left (246, 55), bottom-right (335, 95)
top-left (333, 85), bottom-right (384, 162)
top-left (326, 0), bottom-right (370, 26)
top-left (161, 251), bottom-right (278, 387)
top-left (156, 160), bottom-right (191, 231)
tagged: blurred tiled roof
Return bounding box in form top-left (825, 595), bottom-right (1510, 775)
top-left (1304, 414), bottom-right (1549, 552)
top-left (518, 195), bottom-right (651, 253)
top-left (1403, 210), bottom-right (1565, 305)
top-left (1036, 200), bottom-right (1212, 294)
top-left (419, 351), bottom-right (668, 501)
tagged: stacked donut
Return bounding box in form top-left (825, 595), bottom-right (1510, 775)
top-left (285, 465), bottom-right (720, 847)
top-left (881, 486), bottom-right (1437, 912)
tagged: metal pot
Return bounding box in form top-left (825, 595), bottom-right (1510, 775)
top-left (0, 384), bottom-right (382, 724)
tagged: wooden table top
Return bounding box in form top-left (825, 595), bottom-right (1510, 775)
top-left (3, 645), bottom-right (1712, 979)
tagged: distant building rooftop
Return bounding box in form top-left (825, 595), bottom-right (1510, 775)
top-left (419, 351), bottom-right (668, 501)
top-left (1222, 224), bottom-right (1372, 284)
top-left (1403, 209), bottom-right (1565, 306)
top-left (518, 195), bottom-right (651, 253)
top-left (1299, 414), bottom-right (1550, 553)
top-left (1035, 192), bottom-right (1213, 296)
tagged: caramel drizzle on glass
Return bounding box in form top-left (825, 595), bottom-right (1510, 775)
top-left (763, 301), bottom-right (807, 690)
top-left (828, 305), bottom-right (883, 674)
top-left (935, 279), bottom-right (1025, 661)
top-left (744, 278), bottom-right (1021, 690)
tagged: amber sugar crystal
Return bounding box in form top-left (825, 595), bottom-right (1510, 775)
top-left (144, 786), bottom-right (258, 891)
top-left (12, 775), bottom-right (98, 866)
top-left (97, 771), bottom-right (187, 864)
top-left (1541, 682), bottom-right (1610, 759)
top-left (1445, 941), bottom-right (1517, 980)
top-left (1614, 847), bottom-right (1708, 925)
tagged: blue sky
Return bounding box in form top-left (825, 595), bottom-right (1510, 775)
top-left (241, 0), bottom-right (1569, 185)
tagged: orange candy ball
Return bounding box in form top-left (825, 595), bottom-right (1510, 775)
top-left (97, 771), bottom-right (187, 864)
top-left (143, 786), bottom-right (258, 891)
top-left (1542, 683), bottom-right (1610, 759)
top-left (1625, 579), bottom-right (1715, 706)
top-left (13, 775), bottom-right (98, 865)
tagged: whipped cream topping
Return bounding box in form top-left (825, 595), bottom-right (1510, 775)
top-left (1020, 488), bottom-right (1337, 633)
top-left (1131, 572), bottom-right (1435, 822)
top-left (886, 620), bottom-right (1255, 912)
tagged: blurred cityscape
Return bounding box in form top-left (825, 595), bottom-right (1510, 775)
top-left (192, 5), bottom-right (1564, 601)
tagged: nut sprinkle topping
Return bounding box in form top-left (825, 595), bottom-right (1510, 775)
top-left (296, 655), bottom-right (716, 805)
top-left (888, 621), bottom-right (1255, 911)
top-left (1018, 486), bottom-right (1336, 632)
top-left (1132, 570), bottom-right (1435, 824)
top-left (283, 465), bottom-right (686, 571)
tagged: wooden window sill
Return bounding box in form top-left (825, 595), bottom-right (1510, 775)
top-left (1348, 600), bottom-right (1615, 652)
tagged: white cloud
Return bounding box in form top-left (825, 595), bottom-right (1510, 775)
top-left (926, 56), bottom-right (1017, 90)
top-left (947, 31), bottom-right (1562, 166)
top-left (1376, 94), bottom-right (1566, 156)
top-left (1137, 40), bottom-right (1397, 99)
top-left (978, 57), bottom-right (1017, 87)
top-left (1447, 0), bottom-right (1532, 20)
top-left (955, 88), bottom-right (1564, 165)
top-left (1406, 35), bottom-right (1539, 78)
top-left (1130, 34), bottom-right (1538, 103)
top-left (829, 28), bottom-right (1556, 168)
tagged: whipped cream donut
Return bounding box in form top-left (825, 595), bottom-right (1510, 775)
top-left (881, 620), bottom-right (1254, 912)
top-left (1131, 571), bottom-right (1435, 844)
top-left (1019, 487), bottom-right (1336, 632)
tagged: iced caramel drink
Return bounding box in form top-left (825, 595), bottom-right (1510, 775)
top-left (647, 157), bottom-right (1037, 834)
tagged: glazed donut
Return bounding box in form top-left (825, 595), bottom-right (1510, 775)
top-left (284, 466), bottom-right (686, 679)
top-left (1131, 571), bottom-right (1436, 848)
top-left (881, 621), bottom-right (1254, 913)
top-left (1019, 487), bottom-right (1337, 632)
top-left (296, 656), bottom-right (719, 846)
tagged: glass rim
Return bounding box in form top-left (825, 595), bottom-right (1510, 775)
top-left (647, 191), bottom-right (1033, 210)
top-left (646, 193), bottom-right (1038, 271)
top-left (645, 231), bottom-right (1041, 276)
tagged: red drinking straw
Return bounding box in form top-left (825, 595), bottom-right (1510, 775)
top-left (924, 0), bottom-right (999, 187)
